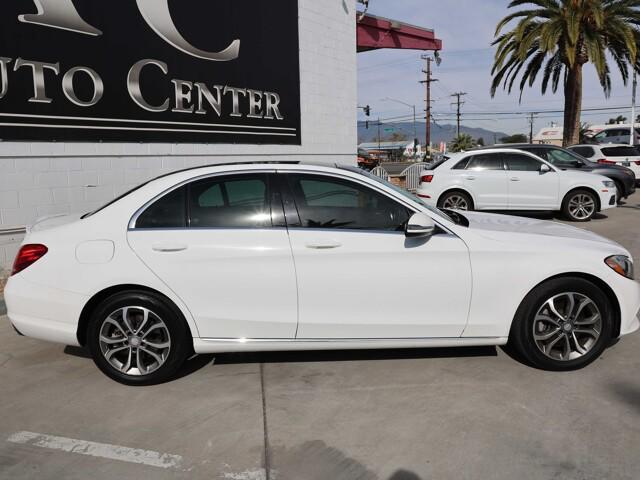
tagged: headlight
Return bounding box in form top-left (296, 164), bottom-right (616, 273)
top-left (605, 255), bottom-right (635, 280)
top-left (602, 180), bottom-right (615, 188)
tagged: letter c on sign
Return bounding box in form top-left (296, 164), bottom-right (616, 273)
top-left (136, 0), bottom-right (240, 62)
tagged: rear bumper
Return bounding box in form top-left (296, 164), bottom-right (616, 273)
top-left (4, 275), bottom-right (87, 346)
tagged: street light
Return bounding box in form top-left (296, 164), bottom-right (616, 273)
top-left (381, 97), bottom-right (418, 160)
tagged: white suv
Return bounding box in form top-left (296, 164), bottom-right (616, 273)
top-left (569, 144), bottom-right (640, 184)
top-left (416, 148), bottom-right (617, 221)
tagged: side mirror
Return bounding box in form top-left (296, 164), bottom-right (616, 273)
top-left (405, 212), bottom-right (436, 238)
top-left (540, 164), bottom-right (552, 174)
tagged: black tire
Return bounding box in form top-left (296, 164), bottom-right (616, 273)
top-left (614, 181), bottom-right (624, 204)
top-left (561, 189), bottom-right (598, 222)
top-left (437, 190), bottom-right (474, 211)
top-left (87, 290), bottom-right (190, 386)
top-left (508, 277), bottom-right (613, 371)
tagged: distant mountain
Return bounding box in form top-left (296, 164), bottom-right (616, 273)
top-left (358, 121), bottom-right (510, 146)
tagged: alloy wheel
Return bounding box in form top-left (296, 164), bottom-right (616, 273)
top-left (532, 292), bottom-right (602, 361)
top-left (568, 194), bottom-right (595, 220)
top-left (442, 195), bottom-right (469, 210)
top-left (98, 306), bottom-right (171, 376)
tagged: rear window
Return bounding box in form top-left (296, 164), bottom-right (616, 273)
top-left (600, 146), bottom-right (640, 157)
top-left (570, 146), bottom-right (595, 158)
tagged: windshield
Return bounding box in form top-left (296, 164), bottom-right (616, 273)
top-left (339, 166), bottom-right (455, 223)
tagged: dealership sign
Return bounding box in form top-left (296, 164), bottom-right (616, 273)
top-left (0, 0), bottom-right (301, 144)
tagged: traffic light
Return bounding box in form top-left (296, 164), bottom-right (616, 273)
top-left (364, 105), bottom-right (371, 117)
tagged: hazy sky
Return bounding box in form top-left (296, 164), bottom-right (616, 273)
top-left (357, 0), bottom-right (636, 135)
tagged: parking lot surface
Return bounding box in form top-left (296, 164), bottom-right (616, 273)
top-left (1, 194), bottom-right (639, 480)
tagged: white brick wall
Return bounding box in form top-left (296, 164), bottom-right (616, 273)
top-left (0, 0), bottom-right (358, 272)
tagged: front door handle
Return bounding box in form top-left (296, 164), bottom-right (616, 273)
top-left (306, 241), bottom-right (342, 250)
top-left (510, 177), bottom-right (521, 182)
top-left (152, 243), bottom-right (188, 252)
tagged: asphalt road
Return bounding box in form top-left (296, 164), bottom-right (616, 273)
top-left (1, 193), bottom-right (639, 480)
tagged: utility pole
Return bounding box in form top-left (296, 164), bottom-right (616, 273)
top-left (631, 71), bottom-right (637, 146)
top-left (377, 117), bottom-right (381, 152)
top-left (450, 92), bottom-right (467, 138)
top-left (420, 55), bottom-right (438, 156)
top-left (528, 112), bottom-right (538, 143)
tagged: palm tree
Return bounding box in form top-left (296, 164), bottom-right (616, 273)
top-left (449, 134), bottom-right (476, 152)
top-left (607, 115), bottom-right (627, 124)
top-left (491, 0), bottom-right (640, 146)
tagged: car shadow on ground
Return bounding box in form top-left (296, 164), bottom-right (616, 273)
top-left (210, 345), bottom-right (498, 365)
top-left (609, 381), bottom-right (640, 414)
top-left (64, 345), bottom-right (499, 379)
top-left (489, 210), bottom-right (609, 221)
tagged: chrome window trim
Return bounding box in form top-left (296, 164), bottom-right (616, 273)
top-left (276, 169), bottom-right (457, 235)
top-left (128, 169), bottom-right (277, 230)
top-left (128, 167), bottom-right (457, 236)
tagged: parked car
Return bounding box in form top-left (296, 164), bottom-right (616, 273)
top-left (416, 148), bottom-right (617, 222)
top-left (568, 144), bottom-right (640, 186)
top-left (483, 143), bottom-right (636, 203)
top-left (5, 163), bottom-right (639, 384)
top-left (586, 124), bottom-right (640, 145)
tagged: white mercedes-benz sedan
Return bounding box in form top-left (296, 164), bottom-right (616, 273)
top-left (416, 148), bottom-right (618, 222)
top-left (5, 162), bottom-right (640, 385)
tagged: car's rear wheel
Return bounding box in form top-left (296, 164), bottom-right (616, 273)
top-left (87, 291), bottom-right (190, 385)
top-left (561, 189), bottom-right (597, 222)
top-left (509, 277), bottom-right (613, 371)
top-left (438, 191), bottom-right (473, 211)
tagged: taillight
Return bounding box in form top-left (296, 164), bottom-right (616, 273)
top-left (420, 174), bottom-right (434, 183)
top-left (11, 244), bottom-right (48, 276)
top-left (635, 161), bottom-right (640, 165)
top-left (597, 159), bottom-right (616, 165)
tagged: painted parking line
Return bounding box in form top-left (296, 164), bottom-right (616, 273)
top-left (7, 431), bottom-right (183, 469)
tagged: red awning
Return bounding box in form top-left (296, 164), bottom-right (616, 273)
top-left (357, 13), bottom-right (442, 53)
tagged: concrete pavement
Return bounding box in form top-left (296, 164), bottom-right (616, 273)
top-left (1, 193), bottom-right (639, 480)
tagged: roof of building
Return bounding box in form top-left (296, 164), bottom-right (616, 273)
top-left (357, 13), bottom-right (442, 53)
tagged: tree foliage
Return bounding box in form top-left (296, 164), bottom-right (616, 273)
top-left (607, 115), bottom-right (627, 124)
top-left (449, 134), bottom-right (476, 152)
top-left (491, 1), bottom-right (640, 146)
top-left (500, 133), bottom-right (529, 143)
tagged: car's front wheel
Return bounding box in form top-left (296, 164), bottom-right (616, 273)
top-left (509, 277), bottom-right (613, 371)
top-left (87, 291), bottom-right (190, 385)
top-left (438, 191), bottom-right (473, 211)
top-left (561, 189), bottom-right (598, 222)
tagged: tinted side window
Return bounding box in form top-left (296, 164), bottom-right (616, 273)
top-left (452, 157), bottom-right (470, 170)
top-left (526, 148), bottom-right (548, 160)
top-left (287, 174), bottom-right (410, 231)
top-left (546, 149), bottom-right (582, 167)
top-left (570, 146), bottom-right (595, 158)
top-left (503, 153), bottom-right (542, 171)
top-left (189, 174), bottom-right (271, 228)
top-left (136, 186), bottom-right (187, 229)
top-left (600, 146), bottom-right (640, 157)
top-left (466, 154), bottom-right (504, 171)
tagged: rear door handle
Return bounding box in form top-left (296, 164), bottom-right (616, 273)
top-left (152, 243), bottom-right (188, 252)
top-left (465, 175), bottom-right (476, 180)
top-left (306, 241), bottom-right (342, 250)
